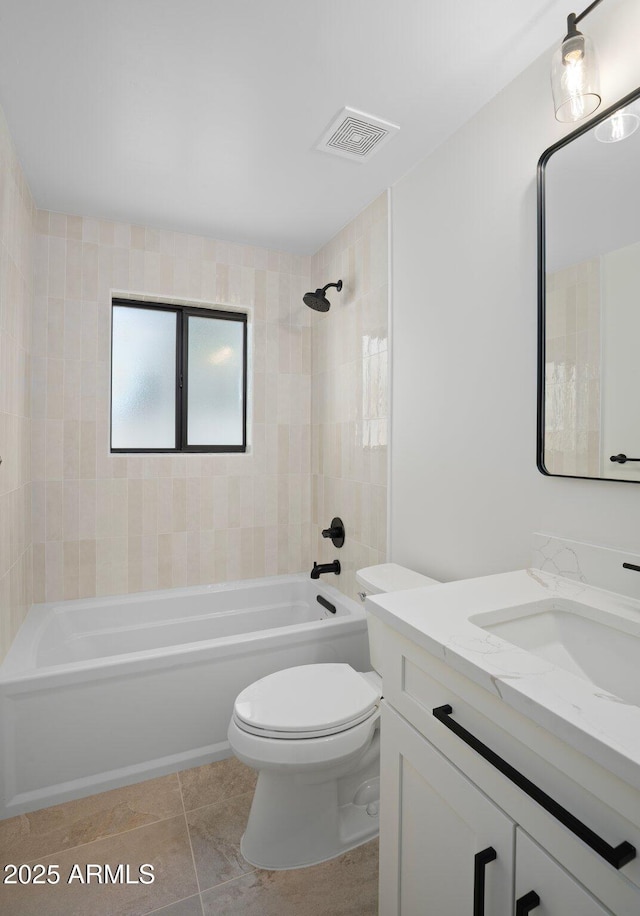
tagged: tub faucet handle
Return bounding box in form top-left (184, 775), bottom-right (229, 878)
top-left (321, 517), bottom-right (345, 548)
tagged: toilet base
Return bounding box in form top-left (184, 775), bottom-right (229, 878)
top-left (239, 731), bottom-right (380, 870)
top-left (240, 807), bottom-right (379, 871)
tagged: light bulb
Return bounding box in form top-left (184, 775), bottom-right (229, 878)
top-left (562, 34), bottom-right (585, 64)
top-left (563, 61), bottom-right (588, 120)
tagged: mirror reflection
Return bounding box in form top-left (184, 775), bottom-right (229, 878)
top-left (539, 89), bottom-right (640, 482)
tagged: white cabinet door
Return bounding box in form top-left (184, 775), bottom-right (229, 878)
top-left (379, 703), bottom-right (515, 916)
top-left (515, 829), bottom-right (613, 915)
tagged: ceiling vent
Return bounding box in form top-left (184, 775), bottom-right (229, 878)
top-left (316, 107), bottom-right (400, 162)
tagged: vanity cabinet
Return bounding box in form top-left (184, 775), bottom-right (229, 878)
top-left (373, 612), bottom-right (640, 916)
top-left (379, 703), bottom-right (514, 915)
top-left (380, 703), bottom-right (614, 915)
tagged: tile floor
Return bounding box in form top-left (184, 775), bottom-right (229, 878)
top-left (0, 757), bottom-right (379, 915)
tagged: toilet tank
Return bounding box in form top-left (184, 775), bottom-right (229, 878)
top-left (355, 563), bottom-right (441, 675)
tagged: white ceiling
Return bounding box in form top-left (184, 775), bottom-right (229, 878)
top-left (0, 0), bottom-right (573, 254)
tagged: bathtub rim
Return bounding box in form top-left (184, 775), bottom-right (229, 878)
top-left (0, 573), bottom-right (365, 685)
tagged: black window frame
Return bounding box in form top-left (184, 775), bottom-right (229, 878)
top-left (110, 298), bottom-right (248, 454)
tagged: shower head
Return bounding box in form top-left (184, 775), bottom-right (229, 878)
top-left (303, 279), bottom-right (343, 312)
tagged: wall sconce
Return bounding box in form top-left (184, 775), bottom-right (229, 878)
top-left (551, 0), bottom-right (604, 123)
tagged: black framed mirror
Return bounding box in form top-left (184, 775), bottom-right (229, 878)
top-left (538, 85), bottom-right (640, 483)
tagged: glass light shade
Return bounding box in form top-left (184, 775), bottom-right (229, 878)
top-left (551, 33), bottom-right (601, 123)
top-left (594, 109), bottom-right (640, 143)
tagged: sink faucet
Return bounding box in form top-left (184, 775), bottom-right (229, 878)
top-left (311, 560), bottom-right (341, 579)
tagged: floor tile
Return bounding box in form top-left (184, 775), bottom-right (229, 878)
top-left (200, 839), bottom-right (379, 916)
top-left (178, 756), bottom-right (256, 812)
top-left (146, 893), bottom-right (204, 915)
top-left (186, 792), bottom-right (255, 891)
top-left (0, 814), bottom-right (198, 916)
top-left (0, 774), bottom-right (183, 863)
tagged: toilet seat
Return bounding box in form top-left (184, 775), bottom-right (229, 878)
top-left (233, 663), bottom-right (381, 740)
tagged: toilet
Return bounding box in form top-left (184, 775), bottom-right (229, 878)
top-left (227, 563), bottom-right (440, 870)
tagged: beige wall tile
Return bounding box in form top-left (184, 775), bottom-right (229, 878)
top-left (32, 202), bottom-right (319, 603)
top-left (78, 538), bottom-right (96, 597)
top-left (310, 193), bottom-right (389, 600)
top-left (18, 181), bottom-right (387, 644)
top-left (34, 200), bottom-right (324, 593)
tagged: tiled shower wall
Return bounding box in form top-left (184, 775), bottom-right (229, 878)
top-left (310, 193), bottom-right (389, 599)
top-left (0, 108), bottom-right (34, 662)
top-left (32, 214), bottom-right (312, 601)
top-left (29, 198), bottom-right (388, 605)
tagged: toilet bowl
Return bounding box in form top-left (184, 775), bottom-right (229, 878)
top-left (227, 563), bottom-right (440, 870)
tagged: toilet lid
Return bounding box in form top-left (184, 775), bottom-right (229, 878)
top-left (233, 664), bottom-right (381, 738)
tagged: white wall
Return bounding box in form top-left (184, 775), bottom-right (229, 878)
top-left (390, 0), bottom-right (640, 582)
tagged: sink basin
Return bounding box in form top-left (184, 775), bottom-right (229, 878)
top-left (470, 599), bottom-right (640, 707)
top-left (367, 567), bottom-right (640, 789)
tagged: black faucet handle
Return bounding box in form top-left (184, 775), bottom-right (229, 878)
top-left (321, 517), bottom-right (345, 548)
top-left (322, 526), bottom-right (341, 538)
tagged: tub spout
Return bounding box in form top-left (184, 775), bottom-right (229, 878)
top-left (311, 560), bottom-right (341, 579)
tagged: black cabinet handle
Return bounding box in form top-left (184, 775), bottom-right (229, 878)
top-left (516, 890), bottom-right (540, 914)
top-left (433, 705), bottom-right (636, 869)
top-left (473, 846), bottom-right (496, 916)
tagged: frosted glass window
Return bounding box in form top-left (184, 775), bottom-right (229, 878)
top-left (110, 300), bottom-right (247, 453)
top-left (187, 316), bottom-right (245, 446)
top-left (111, 306), bottom-right (177, 449)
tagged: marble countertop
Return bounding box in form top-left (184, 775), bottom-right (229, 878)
top-left (367, 568), bottom-right (640, 791)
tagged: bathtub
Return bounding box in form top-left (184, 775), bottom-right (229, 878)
top-left (0, 574), bottom-right (369, 820)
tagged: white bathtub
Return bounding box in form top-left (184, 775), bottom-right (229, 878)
top-left (0, 574), bottom-right (369, 820)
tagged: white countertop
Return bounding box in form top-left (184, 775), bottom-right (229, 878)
top-left (367, 568), bottom-right (640, 791)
